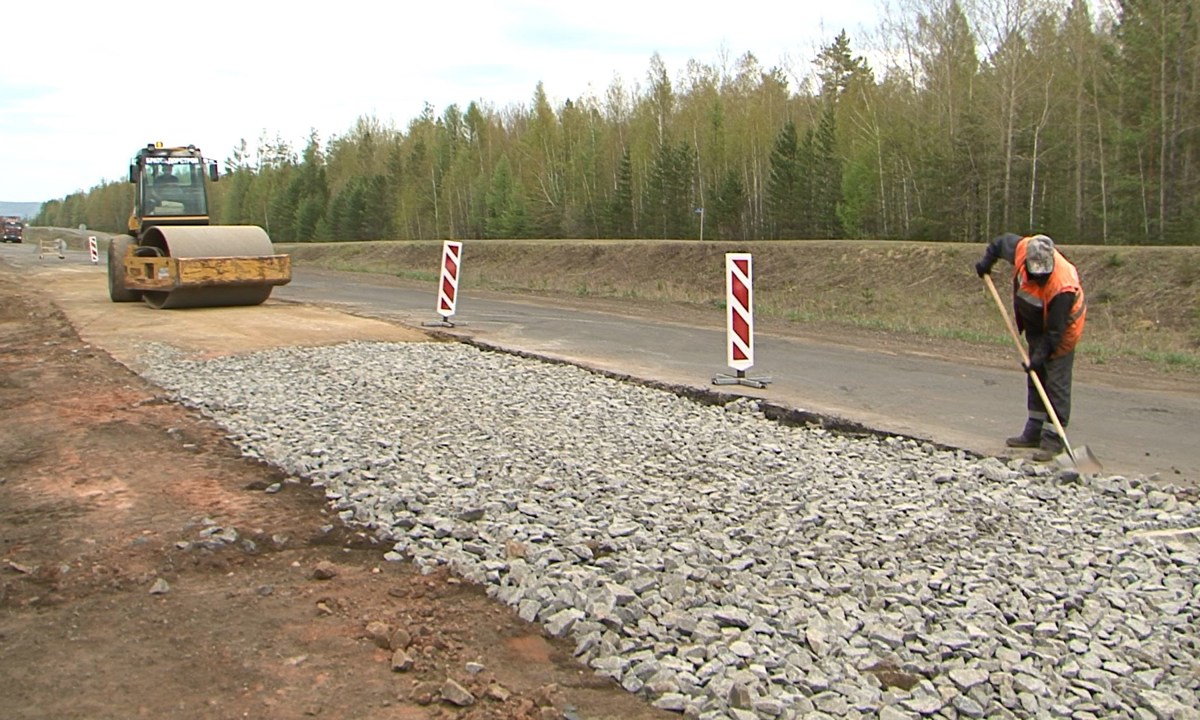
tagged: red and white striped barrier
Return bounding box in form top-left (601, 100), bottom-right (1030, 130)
top-left (725, 253), bottom-right (754, 370)
top-left (423, 241), bottom-right (464, 327)
top-left (438, 241), bottom-right (462, 318)
top-left (88, 236), bottom-right (98, 264)
top-left (713, 252), bottom-right (771, 388)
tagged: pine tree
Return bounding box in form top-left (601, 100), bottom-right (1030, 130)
top-left (358, 176), bottom-right (392, 240)
top-left (713, 169), bottom-right (746, 240)
top-left (815, 30), bottom-right (871, 100)
top-left (767, 121), bottom-right (801, 239)
top-left (607, 149), bottom-right (636, 238)
top-left (485, 156), bottom-right (529, 238)
top-left (267, 172), bottom-right (300, 242)
top-left (645, 140), bottom-right (695, 238)
top-left (813, 108), bottom-right (844, 238)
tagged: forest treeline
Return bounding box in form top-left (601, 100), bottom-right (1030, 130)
top-left (36, 0), bottom-right (1200, 246)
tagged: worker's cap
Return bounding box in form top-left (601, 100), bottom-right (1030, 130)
top-left (1025, 234), bottom-right (1056, 276)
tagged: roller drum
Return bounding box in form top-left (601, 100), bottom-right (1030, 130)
top-left (141, 225), bottom-right (274, 258)
top-left (139, 226), bottom-right (283, 309)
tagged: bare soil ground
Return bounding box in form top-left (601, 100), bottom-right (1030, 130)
top-left (0, 264), bottom-right (672, 720)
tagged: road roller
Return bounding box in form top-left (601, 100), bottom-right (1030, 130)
top-left (107, 142), bottom-right (291, 309)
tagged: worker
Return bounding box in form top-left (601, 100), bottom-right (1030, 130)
top-left (975, 233), bottom-right (1088, 461)
top-left (146, 169), bottom-right (178, 213)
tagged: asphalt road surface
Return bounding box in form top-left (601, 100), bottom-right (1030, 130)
top-left (5, 242), bottom-right (1198, 485)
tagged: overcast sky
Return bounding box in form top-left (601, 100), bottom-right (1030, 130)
top-left (2, 0), bottom-right (881, 204)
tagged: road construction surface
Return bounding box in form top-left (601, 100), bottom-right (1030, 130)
top-left (4, 243), bottom-right (1198, 485)
top-left (0, 251), bottom-right (671, 720)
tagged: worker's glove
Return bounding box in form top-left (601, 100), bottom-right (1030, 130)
top-left (974, 260), bottom-right (992, 278)
top-left (1022, 352), bottom-right (1047, 374)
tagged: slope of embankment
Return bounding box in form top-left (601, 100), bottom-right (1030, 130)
top-left (281, 239), bottom-right (1200, 377)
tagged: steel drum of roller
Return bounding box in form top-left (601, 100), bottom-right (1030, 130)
top-left (138, 226), bottom-right (278, 309)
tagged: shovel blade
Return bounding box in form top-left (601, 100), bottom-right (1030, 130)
top-left (1054, 445), bottom-right (1103, 474)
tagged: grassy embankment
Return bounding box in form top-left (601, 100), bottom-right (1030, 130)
top-left (280, 239), bottom-right (1200, 376)
top-left (25, 228), bottom-right (1200, 376)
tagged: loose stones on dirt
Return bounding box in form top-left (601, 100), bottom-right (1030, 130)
top-left (311, 561), bottom-right (338, 580)
top-left (391, 649), bottom-right (414, 672)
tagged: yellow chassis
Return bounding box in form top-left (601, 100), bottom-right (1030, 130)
top-left (121, 254), bottom-right (292, 291)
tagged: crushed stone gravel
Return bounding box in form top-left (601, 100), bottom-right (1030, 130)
top-left (139, 340), bottom-right (1200, 720)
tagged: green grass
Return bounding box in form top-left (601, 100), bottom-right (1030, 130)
top-left (930, 328), bottom-right (1004, 344)
top-left (1178, 257), bottom-right (1200, 286)
top-left (1137, 349), bottom-right (1200, 369)
top-left (1078, 344), bottom-right (1200, 370)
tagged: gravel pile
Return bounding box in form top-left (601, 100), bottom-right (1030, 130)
top-left (140, 340), bottom-right (1200, 720)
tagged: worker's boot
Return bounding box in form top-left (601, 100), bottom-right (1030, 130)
top-left (1033, 432), bottom-right (1065, 462)
top-left (1006, 418), bottom-right (1043, 448)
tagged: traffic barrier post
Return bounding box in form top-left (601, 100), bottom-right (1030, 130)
top-left (713, 252), bottom-right (771, 388)
top-left (422, 241), bottom-right (466, 328)
top-left (88, 236), bottom-right (98, 264)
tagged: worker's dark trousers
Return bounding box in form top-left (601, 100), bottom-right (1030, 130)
top-left (1025, 340), bottom-right (1074, 441)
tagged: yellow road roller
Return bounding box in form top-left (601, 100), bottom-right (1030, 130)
top-left (107, 142), bottom-right (291, 309)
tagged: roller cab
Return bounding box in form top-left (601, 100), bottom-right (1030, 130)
top-left (109, 142), bottom-right (292, 309)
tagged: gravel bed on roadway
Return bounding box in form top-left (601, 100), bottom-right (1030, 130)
top-left (139, 340), bottom-right (1200, 720)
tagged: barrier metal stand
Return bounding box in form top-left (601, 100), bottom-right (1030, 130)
top-left (713, 368), bottom-right (773, 389)
top-left (712, 252), bottom-right (772, 389)
top-left (422, 317), bottom-right (464, 328)
top-left (422, 241), bottom-right (466, 328)
top-left (38, 238), bottom-right (66, 260)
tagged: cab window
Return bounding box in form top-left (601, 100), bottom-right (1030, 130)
top-left (143, 160), bottom-right (207, 216)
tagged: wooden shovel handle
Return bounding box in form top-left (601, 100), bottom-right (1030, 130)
top-left (982, 274), bottom-right (1077, 462)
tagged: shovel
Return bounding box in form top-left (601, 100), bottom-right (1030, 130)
top-left (982, 274), bottom-right (1102, 473)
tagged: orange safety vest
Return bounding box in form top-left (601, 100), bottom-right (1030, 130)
top-left (1013, 237), bottom-right (1087, 357)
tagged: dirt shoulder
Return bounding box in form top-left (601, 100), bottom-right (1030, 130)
top-left (0, 263), bottom-right (672, 720)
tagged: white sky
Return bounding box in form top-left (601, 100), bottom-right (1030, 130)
top-left (2, 0), bottom-right (881, 203)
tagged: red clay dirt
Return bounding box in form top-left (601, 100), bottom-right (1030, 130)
top-left (0, 265), bottom-right (672, 720)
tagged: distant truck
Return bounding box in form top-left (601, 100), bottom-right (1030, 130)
top-left (2, 216), bottom-right (22, 243)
